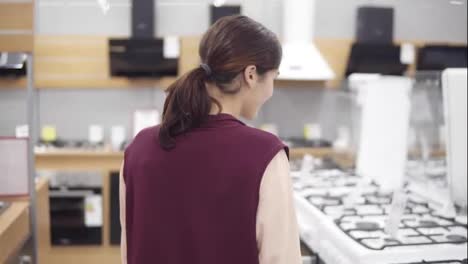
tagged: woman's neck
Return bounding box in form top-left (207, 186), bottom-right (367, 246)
top-left (207, 83), bottom-right (243, 119)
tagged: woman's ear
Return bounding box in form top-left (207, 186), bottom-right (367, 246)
top-left (243, 65), bottom-right (258, 89)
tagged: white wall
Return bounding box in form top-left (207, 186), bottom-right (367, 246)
top-left (37, 0), bottom-right (467, 43)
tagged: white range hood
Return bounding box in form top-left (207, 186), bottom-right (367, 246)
top-left (278, 0), bottom-right (335, 81)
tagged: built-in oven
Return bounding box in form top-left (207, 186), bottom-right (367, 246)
top-left (45, 171), bottom-right (103, 246)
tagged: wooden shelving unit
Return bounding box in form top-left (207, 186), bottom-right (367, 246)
top-left (0, 0), bottom-right (34, 90)
top-left (0, 0), bottom-right (34, 53)
top-left (2, 32), bottom-right (467, 90)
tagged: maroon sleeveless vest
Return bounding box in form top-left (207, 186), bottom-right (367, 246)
top-left (123, 113), bottom-right (288, 264)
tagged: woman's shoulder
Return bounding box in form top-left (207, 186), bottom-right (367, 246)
top-left (125, 125), bottom-right (160, 153)
top-left (236, 125), bottom-right (288, 156)
top-left (239, 125), bottom-right (281, 142)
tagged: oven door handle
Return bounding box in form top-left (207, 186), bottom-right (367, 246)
top-left (49, 190), bottom-right (95, 198)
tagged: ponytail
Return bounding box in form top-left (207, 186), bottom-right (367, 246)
top-left (159, 67), bottom-right (219, 150)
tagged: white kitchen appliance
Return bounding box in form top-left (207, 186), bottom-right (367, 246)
top-left (442, 69), bottom-right (468, 209)
top-left (293, 168), bottom-right (468, 264)
top-left (278, 0), bottom-right (334, 81)
top-left (356, 76), bottom-right (412, 192)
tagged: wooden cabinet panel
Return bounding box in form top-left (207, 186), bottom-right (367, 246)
top-left (34, 36), bottom-right (106, 57)
top-left (0, 2), bottom-right (34, 30)
top-left (0, 35), bottom-right (34, 53)
top-left (0, 77), bottom-right (27, 89)
top-left (0, 1), bottom-right (34, 53)
top-left (315, 38), bottom-right (353, 88)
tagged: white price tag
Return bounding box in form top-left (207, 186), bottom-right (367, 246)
top-left (400, 43), bottom-right (416, 65)
top-left (85, 195), bottom-right (103, 227)
top-left (15, 125), bottom-right (29, 138)
top-left (163, 37), bottom-right (180, 59)
top-left (89, 125), bottom-right (104, 144)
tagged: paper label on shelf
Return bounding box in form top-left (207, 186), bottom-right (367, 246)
top-left (111, 125), bottom-right (126, 151)
top-left (163, 36), bottom-right (180, 59)
top-left (0, 53), bottom-right (7, 65)
top-left (89, 125), bottom-right (104, 144)
top-left (400, 43), bottom-right (416, 65)
top-left (41, 126), bottom-right (57, 142)
top-left (15, 125), bottom-right (29, 138)
top-left (304, 123), bottom-right (321, 140)
top-left (85, 195), bottom-right (103, 227)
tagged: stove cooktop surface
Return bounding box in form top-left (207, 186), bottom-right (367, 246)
top-left (397, 259), bottom-right (467, 264)
top-left (293, 169), bottom-right (468, 252)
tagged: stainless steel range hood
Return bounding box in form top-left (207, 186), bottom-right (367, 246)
top-left (278, 0), bottom-right (335, 81)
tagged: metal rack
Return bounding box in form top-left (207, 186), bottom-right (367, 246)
top-left (26, 54), bottom-right (38, 264)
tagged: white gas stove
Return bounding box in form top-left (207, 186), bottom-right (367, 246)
top-left (293, 169), bottom-right (468, 264)
top-left (396, 260), bottom-right (467, 264)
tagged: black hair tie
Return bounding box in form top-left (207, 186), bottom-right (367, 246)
top-left (200, 63), bottom-right (212, 76)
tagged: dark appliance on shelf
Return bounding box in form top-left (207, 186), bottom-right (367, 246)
top-left (345, 43), bottom-right (408, 76)
top-left (109, 171), bottom-right (121, 245)
top-left (109, 0), bottom-right (178, 78)
top-left (417, 46), bottom-right (468, 71)
top-left (109, 38), bottom-right (178, 77)
top-left (210, 5), bottom-right (242, 25)
top-left (356, 6), bottom-right (394, 44)
top-left (48, 171), bottom-right (103, 246)
top-left (0, 52), bottom-right (27, 77)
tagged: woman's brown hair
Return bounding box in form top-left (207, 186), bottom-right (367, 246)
top-left (159, 15), bottom-right (282, 150)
